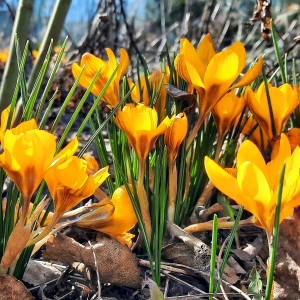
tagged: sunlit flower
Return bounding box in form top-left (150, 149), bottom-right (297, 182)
top-left (164, 113), bottom-right (188, 162)
top-left (72, 48), bottom-right (129, 107)
top-left (0, 119), bottom-right (78, 219)
top-left (75, 185), bottom-right (137, 246)
top-left (174, 34), bottom-right (263, 147)
top-left (205, 134), bottom-right (300, 241)
top-left (212, 91), bottom-right (246, 139)
top-left (115, 103), bottom-right (172, 162)
top-left (45, 157), bottom-right (109, 219)
top-left (246, 83), bottom-right (299, 140)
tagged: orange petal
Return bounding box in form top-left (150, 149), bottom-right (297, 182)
top-left (174, 53), bottom-right (205, 88)
top-left (197, 33), bottom-right (216, 72)
top-left (232, 57), bottom-right (263, 89)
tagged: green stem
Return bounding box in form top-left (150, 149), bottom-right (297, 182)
top-left (137, 160), bottom-right (152, 241)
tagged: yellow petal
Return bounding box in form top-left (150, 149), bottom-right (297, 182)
top-left (105, 48), bottom-right (117, 75)
top-left (164, 113), bottom-right (188, 162)
top-left (236, 139), bottom-right (269, 184)
top-left (196, 33), bottom-right (216, 73)
top-left (11, 119), bottom-right (38, 135)
top-left (204, 50), bottom-right (239, 87)
top-left (180, 38), bottom-right (206, 80)
top-left (227, 42), bottom-right (246, 77)
top-left (204, 156), bottom-right (253, 213)
top-left (174, 53), bottom-right (205, 88)
top-left (119, 48), bottom-right (130, 78)
top-left (232, 57), bottom-right (263, 89)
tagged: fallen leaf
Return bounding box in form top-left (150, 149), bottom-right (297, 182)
top-left (43, 232), bottom-right (141, 288)
top-left (23, 259), bottom-right (61, 285)
top-left (146, 278), bottom-right (165, 300)
top-left (0, 275), bottom-right (34, 300)
top-left (247, 267), bottom-right (263, 300)
top-left (273, 207), bottom-right (300, 299)
top-left (162, 222), bottom-right (239, 284)
top-left (166, 84), bottom-right (196, 115)
top-left (231, 235), bottom-right (263, 260)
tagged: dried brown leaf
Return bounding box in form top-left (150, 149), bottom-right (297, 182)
top-left (231, 235), bottom-right (263, 261)
top-left (0, 275), bottom-right (34, 300)
top-left (273, 208), bottom-right (300, 299)
top-left (163, 222), bottom-right (239, 284)
top-left (23, 259), bottom-right (60, 285)
top-left (43, 232), bottom-right (141, 288)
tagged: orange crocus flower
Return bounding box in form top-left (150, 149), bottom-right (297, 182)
top-left (72, 48), bottom-right (129, 107)
top-left (0, 119), bottom-right (78, 219)
top-left (175, 34), bottom-right (263, 148)
top-left (205, 134), bottom-right (300, 242)
top-left (246, 83), bottom-right (299, 141)
top-left (212, 90), bottom-right (246, 139)
top-left (75, 185), bottom-right (138, 246)
top-left (115, 103), bottom-right (172, 162)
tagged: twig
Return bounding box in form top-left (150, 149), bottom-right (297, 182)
top-left (161, 271), bottom-right (218, 299)
top-left (217, 236), bottom-right (230, 300)
top-left (87, 240), bottom-right (102, 300)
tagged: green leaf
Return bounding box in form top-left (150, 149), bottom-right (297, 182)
top-left (147, 278), bottom-right (165, 300)
top-left (248, 267), bottom-right (264, 300)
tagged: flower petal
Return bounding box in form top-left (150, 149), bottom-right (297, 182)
top-left (174, 53), bottom-right (205, 88)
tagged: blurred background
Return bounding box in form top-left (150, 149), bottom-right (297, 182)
top-left (0, 0), bottom-right (299, 70)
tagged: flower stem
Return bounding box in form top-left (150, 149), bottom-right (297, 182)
top-left (186, 115), bottom-right (204, 150)
top-left (137, 160), bottom-right (152, 241)
top-left (167, 162), bottom-right (177, 222)
top-left (214, 134), bottom-right (224, 163)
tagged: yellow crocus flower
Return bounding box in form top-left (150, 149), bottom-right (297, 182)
top-left (246, 83), bottom-right (299, 140)
top-left (27, 157), bottom-right (109, 246)
top-left (72, 48), bottom-right (129, 107)
top-left (205, 133), bottom-right (300, 241)
top-left (45, 157), bottom-right (109, 219)
top-left (0, 119), bottom-right (78, 219)
top-left (115, 103), bottom-right (172, 239)
top-left (212, 90), bottom-right (246, 139)
top-left (115, 103), bottom-right (172, 162)
top-left (75, 185), bottom-right (138, 246)
top-left (175, 34), bottom-right (263, 148)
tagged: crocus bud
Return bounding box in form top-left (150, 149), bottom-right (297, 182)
top-left (164, 113), bottom-right (188, 162)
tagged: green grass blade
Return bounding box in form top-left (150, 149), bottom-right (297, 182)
top-left (262, 65), bottom-right (277, 137)
top-left (35, 37), bottom-right (68, 120)
top-left (265, 163), bottom-right (285, 300)
top-left (271, 21), bottom-right (287, 84)
top-left (56, 66), bottom-right (103, 151)
top-left (209, 214), bottom-right (218, 300)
